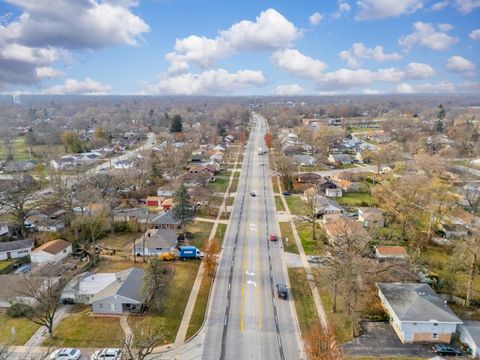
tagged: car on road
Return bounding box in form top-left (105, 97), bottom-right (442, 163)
top-left (91, 348), bottom-right (122, 360)
top-left (269, 234), bottom-right (278, 242)
top-left (432, 344), bottom-right (462, 356)
top-left (250, 191), bottom-right (256, 197)
top-left (281, 191), bottom-right (291, 196)
top-left (276, 283), bottom-right (288, 299)
top-left (49, 348), bottom-right (81, 360)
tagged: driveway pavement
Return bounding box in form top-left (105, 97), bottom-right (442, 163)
top-left (342, 322), bottom-right (437, 358)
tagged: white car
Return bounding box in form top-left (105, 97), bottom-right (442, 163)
top-left (49, 349), bottom-right (81, 360)
top-left (91, 348), bottom-right (123, 360)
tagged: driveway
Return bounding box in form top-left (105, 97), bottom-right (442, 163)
top-left (342, 322), bottom-right (438, 358)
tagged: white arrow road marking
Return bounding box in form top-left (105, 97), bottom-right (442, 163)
top-left (246, 280), bottom-right (257, 287)
top-left (245, 270), bottom-right (255, 277)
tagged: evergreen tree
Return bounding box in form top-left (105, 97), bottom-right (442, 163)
top-left (172, 184), bottom-right (194, 237)
top-left (170, 114), bottom-right (183, 133)
top-left (435, 104), bottom-right (445, 133)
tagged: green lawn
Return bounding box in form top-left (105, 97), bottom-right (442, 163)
top-left (336, 192), bottom-right (375, 207)
top-left (274, 195), bottom-right (286, 212)
top-left (189, 221), bottom-right (214, 250)
top-left (207, 178), bottom-right (229, 193)
top-left (299, 165), bottom-right (328, 172)
top-left (336, 163), bottom-right (358, 170)
top-left (295, 221), bottom-right (323, 255)
top-left (0, 260), bottom-right (15, 274)
top-left (285, 195), bottom-right (308, 216)
top-left (43, 309), bottom-right (124, 348)
top-left (128, 261), bottom-right (200, 344)
top-left (0, 314), bottom-right (40, 345)
top-left (279, 222), bottom-right (299, 254)
top-left (98, 233), bottom-right (138, 251)
top-left (185, 269), bottom-right (213, 339)
top-left (288, 268), bottom-right (320, 334)
top-left (0, 137), bottom-right (31, 161)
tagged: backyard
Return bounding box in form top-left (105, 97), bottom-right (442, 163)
top-left (337, 192), bottom-right (376, 207)
top-left (285, 195), bottom-right (308, 216)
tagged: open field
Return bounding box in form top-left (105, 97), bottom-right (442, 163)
top-left (189, 221), bottom-right (214, 250)
top-left (285, 195), bottom-right (308, 216)
top-left (337, 192), bottom-right (376, 207)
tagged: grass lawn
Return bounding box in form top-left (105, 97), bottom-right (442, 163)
top-left (92, 258), bottom-right (144, 273)
top-left (43, 309), bottom-right (124, 348)
top-left (337, 192), bottom-right (375, 207)
top-left (299, 165), bottom-right (328, 172)
top-left (207, 178), bottom-right (229, 193)
top-left (272, 176), bottom-right (280, 193)
top-left (128, 261), bottom-right (200, 344)
top-left (0, 260), bottom-right (15, 274)
top-left (0, 137), bottom-right (31, 161)
top-left (226, 196), bottom-right (235, 207)
top-left (295, 222), bottom-right (323, 255)
top-left (215, 223), bottom-right (227, 244)
top-left (275, 195), bottom-right (286, 212)
top-left (229, 178), bottom-right (239, 193)
top-left (185, 270), bottom-right (214, 340)
top-left (0, 314), bottom-right (40, 345)
top-left (336, 163), bottom-right (358, 170)
top-left (288, 268), bottom-right (320, 335)
top-left (189, 221), bottom-right (214, 250)
top-left (279, 222), bottom-right (299, 254)
top-left (98, 233), bottom-right (138, 251)
top-left (285, 195), bottom-right (308, 216)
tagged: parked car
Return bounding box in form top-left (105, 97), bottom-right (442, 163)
top-left (269, 234), bottom-right (278, 242)
top-left (281, 191), bottom-right (291, 196)
top-left (49, 349), bottom-right (81, 360)
top-left (91, 348), bottom-right (122, 360)
top-left (276, 283), bottom-right (288, 299)
top-left (250, 191), bottom-right (256, 197)
top-left (432, 344), bottom-right (462, 356)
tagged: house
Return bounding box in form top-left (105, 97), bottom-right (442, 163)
top-left (144, 211), bottom-right (181, 229)
top-left (161, 198), bottom-right (173, 211)
top-left (323, 216), bottom-right (369, 244)
top-left (36, 219), bottom-right (65, 233)
top-left (331, 178), bottom-right (362, 192)
top-left (91, 267), bottom-right (144, 315)
top-left (0, 222), bottom-right (15, 238)
top-left (146, 196), bottom-right (164, 207)
top-left (61, 271), bottom-right (118, 304)
top-left (113, 208), bottom-right (148, 223)
top-left (441, 223), bottom-right (468, 239)
top-left (4, 161), bottom-right (36, 173)
top-left (0, 274), bottom-right (56, 308)
top-left (50, 156), bottom-right (77, 170)
top-left (314, 196), bottom-right (344, 217)
top-left (131, 229), bottom-right (178, 256)
top-left (358, 207), bottom-right (385, 228)
top-left (374, 246), bottom-right (408, 260)
top-left (113, 160), bottom-right (134, 170)
top-left (157, 188), bottom-right (174, 197)
top-left (292, 155), bottom-right (316, 167)
top-left (30, 239), bottom-right (72, 264)
top-left (376, 282), bottom-right (462, 344)
top-left (328, 154), bottom-right (352, 165)
top-left (0, 239), bottom-right (34, 260)
top-left (458, 321), bottom-right (480, 358)
top-left (297, 173), bottom-right (322, 184)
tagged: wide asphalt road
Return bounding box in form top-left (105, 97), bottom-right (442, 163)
top-left (202, 112), bottom-right (303, 359)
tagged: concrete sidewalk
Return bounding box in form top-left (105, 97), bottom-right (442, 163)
top-left (24, 305), bottom-right (69, 347)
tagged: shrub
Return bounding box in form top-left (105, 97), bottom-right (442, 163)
top-left (6, 303), bottom-right (30, 318)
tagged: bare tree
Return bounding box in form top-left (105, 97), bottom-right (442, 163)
top-left (304, 323), bottom-right (343, 360)
top-left (0, 126), bottom-right (17, 161)
top-left (76, 212), bottom-right (108, 266)
top-left (276, 156), bottom-right (296, 192)
top-left (203, 238), bottom-right (220, 276)
top-left (464, 182), bottom-right (480, 226)
top-left (122, 326), bottom-right (165, 360)
top-left (457, 234), bottom-right (480, 307)
top-left (303, 185), bottom-right (320, 240)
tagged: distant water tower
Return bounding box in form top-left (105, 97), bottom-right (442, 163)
top-left (12, 94), bottom-right (21, 105)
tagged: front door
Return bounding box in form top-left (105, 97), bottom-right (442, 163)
top-left (6, 252), bottom-right (11, 260)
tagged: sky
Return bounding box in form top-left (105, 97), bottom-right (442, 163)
top-left (0, 0), bottom-right (479, 96)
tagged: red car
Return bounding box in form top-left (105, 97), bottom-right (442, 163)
top-left (269, 234), bottom-right (278, 242)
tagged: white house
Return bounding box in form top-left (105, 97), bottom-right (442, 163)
top-left (459, 321), bottom-right (480, 358)
top-left (374, 246), bottom-right (408, 260)
top-left (131, 229), bottom-right (178, 257)
top-left (113, 160), bottom-right (134, 170)
top-left (30, 239), bottom-right (72, 264)
top-left (358, 207), bottom-right (385, 228)
top-left (0, 239), bottom-right (34, 261)
top-left (377, 282), bottom-right (462, 344)
top-left (62, 272), bottom-right (117, 304)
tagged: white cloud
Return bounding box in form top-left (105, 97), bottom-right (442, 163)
top-left (309, 12), bottom-right (324, 26)
top-left (404, 62), bottom-right (436, 79)
top-left (35, 66), bottom-right (64, 78)
top-left (317, 68), bottom-right (374, 89)
top-left (454, 0), bottom-right (480, 14)
top-left (272, 49), bottom-right (327, 79)
top-left (271, 84), bottom-right (305, 95)
top-left (339, 42), bottom-right (402, 68)
top-left (166, 9), bottom-right (301, 69)
top-left (446, 56), bottom-right (476, 74)
top-left (363, 88), bottom-right (381, 94)
top-left (394, 81), bottom-right (455, 93)
top-left (459, 81), bottom-right (480, 91)
top-left (0, 0), bottom-right (149, 87)
top-left (339, 2), bottom-right (352, 12)
top-left (43, 78), bottom-right (111, 95)
top-left (438, 23), bottom-right (454, 31)
top-left (355, 0), bottom-right (423, 20)
top-left (149, 69), bottom-right (266, 95)
top-left (374, 67), bottom-right (405, 82)
top-left (399, 21), bottom-right (459, 50)
top-left (431, 0), bottom-right (449, 11)
top-left (470, 29), bottom-right (480, 40)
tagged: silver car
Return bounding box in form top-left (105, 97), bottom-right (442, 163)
top-left (49, 349), bottom-right (81, 360)
top-left (91, 349), bottom-right (122, 360)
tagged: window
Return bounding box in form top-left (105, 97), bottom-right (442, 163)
top-left (99, 303), bottom-right (104, 309)
top-left (412, 322), bottom-right (417, 326)
top-left (433, 323), bottom-right (438, 326)
top-left (432, 333), bottom-right (438, 340)
top-left (63, 249), bottom-right (67, 253)
top-left (109, 303), bottom-right (115, 311)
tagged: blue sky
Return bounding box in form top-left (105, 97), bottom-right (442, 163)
top-left (0, 0), bottom-right (478, 95)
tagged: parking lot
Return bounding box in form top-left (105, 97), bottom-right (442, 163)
top-left (342, 322), bottom-right (468, 359)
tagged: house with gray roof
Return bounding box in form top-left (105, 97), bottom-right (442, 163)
top-left (91, 267), bottom-right (144, 315)
top-left (131, 229), bottom-right (178, 256)
top-left (377, 282), bottom-right (462, 344)
top-left (150, 211), bottom-right (181, 229)
top-left (0, 239), bottom-right (34, 261)
top-left (328, 153), bottom-right (352, 165)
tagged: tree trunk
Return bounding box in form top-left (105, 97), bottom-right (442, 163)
top-left (312, 217), bottom-right (316, 240)
top-left (332, 280), bottom-right (338, 313)
top-left (466, 254), bottom-right (476, 307)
